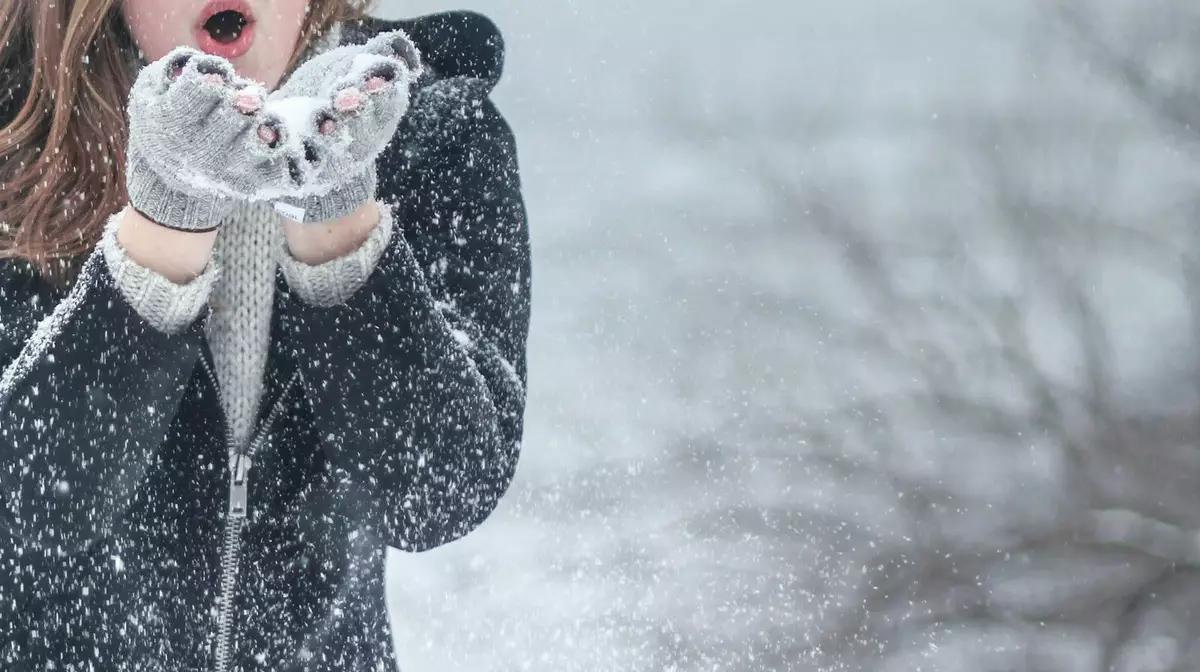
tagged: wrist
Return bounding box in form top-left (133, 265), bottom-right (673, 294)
top-left (116, 205), bottom-right (218, 283)
top-left (282, 199), bottom-right (381, 266)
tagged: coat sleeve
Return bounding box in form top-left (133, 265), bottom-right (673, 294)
top-left (0, 242), bottom-right (208, 554)
top-left (277, 93), bottom-right (531, 552)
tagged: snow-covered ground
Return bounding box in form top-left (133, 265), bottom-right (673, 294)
top-left (375, 1), bottom-right (1200, 670)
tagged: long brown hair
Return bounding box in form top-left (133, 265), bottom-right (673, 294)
top-left (0, 0), bottom-right (372, 283)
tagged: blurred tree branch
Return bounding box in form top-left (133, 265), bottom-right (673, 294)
top-left (647, 2), bottom-right (1200, 669)
top-left (1055, 0), bottom-right (1200, 153)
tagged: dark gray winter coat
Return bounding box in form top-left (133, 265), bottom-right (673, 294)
top-left (0, 12), bottom-right (530, 671)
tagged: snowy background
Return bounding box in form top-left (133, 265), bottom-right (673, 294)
top-left (377, 1), bottom-right (1200, 670)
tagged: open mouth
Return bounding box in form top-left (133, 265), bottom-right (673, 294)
top-left (205, 10), bottom-right (249, 44)
top-left (194, 0), bottom-right (256, 59)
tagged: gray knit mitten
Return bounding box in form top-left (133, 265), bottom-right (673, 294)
top-left (126, 48), bottom-right (278, 231)
top-left (263, 30), bottom-right (424, 223)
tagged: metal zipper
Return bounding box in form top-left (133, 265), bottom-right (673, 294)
top-left (199, 349), bottom-right (298, 672)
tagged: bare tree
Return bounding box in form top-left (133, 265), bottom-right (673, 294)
top-left (638, 3), bottom-right (1200, 670)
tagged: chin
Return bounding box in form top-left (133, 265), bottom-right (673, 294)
top-left (246, 65), bottom-right (287, 90)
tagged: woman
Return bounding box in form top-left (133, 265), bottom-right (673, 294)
top-left (0, 0), bottom-right (530, 669)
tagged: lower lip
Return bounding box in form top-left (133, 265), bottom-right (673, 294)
top-left (194, 20), bottom-right (256, 60)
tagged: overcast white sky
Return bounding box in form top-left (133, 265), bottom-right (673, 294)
top-left (377, 0), bottom-right (1033, 123)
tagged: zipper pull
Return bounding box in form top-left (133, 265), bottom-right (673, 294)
top-left (229, 453), bottom-right (253, 518)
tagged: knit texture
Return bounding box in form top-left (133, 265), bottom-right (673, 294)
top-left (275, 165), bottom-right (379, 225)
top-left (267, 29), bottom-right (422, 221)
top-left (100, 211), bottom-right (220, 335)
top-left (125, 51), bottom-right (271, 231)
top-left (103, 202), bottom-right (392, 451)
top-left (206, 202), bottom-right (282, 449)
top-left (275, 204), bottom-right (395, 307)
